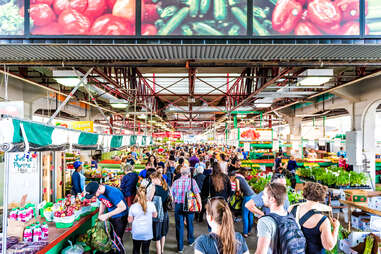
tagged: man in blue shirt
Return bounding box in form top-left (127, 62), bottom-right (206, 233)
top-left (337, 147), bottom-right (346, 158)
top-left (71, 161), bottom-right (84, 195)
top-left (85, 181), bottom-right (128, 253)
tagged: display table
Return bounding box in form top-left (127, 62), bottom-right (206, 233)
top-left (36, 209), bottom-right (99, 254)
top-left (340, 200), bottom-right (381, 230)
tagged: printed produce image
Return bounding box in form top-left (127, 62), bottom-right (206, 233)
top-left (30, 0), bottom-right (136, 35)
top-left (141, 0), bottom-right (247, 35)
top-left (366, 0), bottom-right (381, 35)
top-left (0, 0), bottom-right (24, 35)
top-left (253, 0), bottom-right (364, 36)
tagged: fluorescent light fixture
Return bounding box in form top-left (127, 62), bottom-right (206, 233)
top-left (254, 103), bottom-right (272, 108)
top-left (298, 69), bottom-right (333, 86)
top-left (55, 77), bottom-right (82, 87)
top-left (236, 114), bottom-right (247, 118)
top-left (110, 103), bottom-right (128, 109)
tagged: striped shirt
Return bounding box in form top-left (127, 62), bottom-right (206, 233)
top-left (171, 176), bottom-right (200, 204)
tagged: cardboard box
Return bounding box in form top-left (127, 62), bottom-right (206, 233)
top-left (370, 215), bottom-right (381, 231)
top-left (348, 232), bottom-right (370, 247)
top-left (339, 240), bottom-right (359, 254)
top-left (345, 190), bottom-right (368, 203)
top-left (368, 197), bottom-right (381, 211)
top-left (351, 212), bottom-right (370, 229)
top-left (359, 218), bottom-right (370, 231)
top-left (7, 218), bottom-right (36, 241)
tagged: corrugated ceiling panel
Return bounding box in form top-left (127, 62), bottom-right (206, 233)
top-left (0, 44), bottom-right (380, 61)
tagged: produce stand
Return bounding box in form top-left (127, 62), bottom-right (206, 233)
top-left (36, 209), bottom-right (99, 254)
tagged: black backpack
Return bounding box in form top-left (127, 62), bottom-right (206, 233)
top-left (266, 213), bottom-right (306, 254)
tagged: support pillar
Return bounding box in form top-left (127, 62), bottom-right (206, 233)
top-left (347, 100), bottom-right (379, 188)
top-left (287, 117), bottom-right (302, 157)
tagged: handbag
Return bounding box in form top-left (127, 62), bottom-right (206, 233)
top-left (183, 177), bottom-right (201, 213)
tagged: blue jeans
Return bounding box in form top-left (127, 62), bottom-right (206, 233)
top-left (174, 203), bottom-right (195, 251)
top-left (242, 195), bottom-right (255, 235)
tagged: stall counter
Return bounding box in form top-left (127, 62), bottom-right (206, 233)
top-left (36, 209), bottom-right (99, 254)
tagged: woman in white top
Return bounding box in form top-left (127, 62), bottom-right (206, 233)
top-left (128, 186), bottom-right (157, 254)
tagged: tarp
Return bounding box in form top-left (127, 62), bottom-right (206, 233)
top-left (0, 116), bottom-right (153, 152)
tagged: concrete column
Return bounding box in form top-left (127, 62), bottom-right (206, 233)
top-left (287, 117), bottom-right (303, 157)
top-left (347, 100), bottom-right (379, 188)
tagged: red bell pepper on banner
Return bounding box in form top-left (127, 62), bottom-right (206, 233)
top-left (340, 21), bottom-right (368, 35)
top-left (58, 9), bottom-right (91, 34)
top-left (320, 23), bottom-right (341, 34)
top-left (90, 14), bottom-right (133, 35)
top-left (31, 0), bottom-right (54, 6)
top-left (141, 2), bottom-right (159, 23)
top-left (295, 0), bottom-right (306, 5)
top-left (294, 21), bottom-right (322, 35)
top-left (308, 0), bottom-right (342, 29)
top-left (30, 4), bottom-right (56, 26)
top-left (272, 0), bottom-right (303, 34)
top-left (106, 0), bottom-right (116, 9)
top-left (335, 0), bottom-right (364, 22)
top-left (142, 24), bottom-right (157, 35)
top-left (112, 0), bottom-right (135, 23)
top-left (53, 0), bottom-right (88, 16)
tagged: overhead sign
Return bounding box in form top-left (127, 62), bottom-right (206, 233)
top-left (239, 128), bottom-right (272, 142)
top-left (0, 101), bottom-right (24, 117)
top-left (71, 121), bottom-right (94, 132)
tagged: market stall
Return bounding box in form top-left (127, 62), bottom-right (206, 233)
top-left (0, 115), bottom-right (153, 253)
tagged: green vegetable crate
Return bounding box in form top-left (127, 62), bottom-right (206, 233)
top-left (345, 190), bottom-right (368, 203)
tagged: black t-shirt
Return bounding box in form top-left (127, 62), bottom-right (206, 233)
top-left (195, 233), bottom-right (248, 254)
top-left (154, 185), bottom-right (169, 212)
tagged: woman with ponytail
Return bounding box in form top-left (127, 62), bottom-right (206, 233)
top-left (128, 186), bottom-right (158, 254)
top-left (194, 198), bottom-right (249, 254)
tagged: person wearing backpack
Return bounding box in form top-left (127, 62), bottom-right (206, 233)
top-left (194, 197), bottom-right (249, 254)
top-left (150, 172), bottom-right (170, 254)
top-left (129, 186), bottom-right (158, 254)
top-left (255, 182), bottom-right (306, 254)
top-left (289, 182), bottom-right (340, 254)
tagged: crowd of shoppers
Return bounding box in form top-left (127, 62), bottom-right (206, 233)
top-left (77, 144), bottom-right (340, 254)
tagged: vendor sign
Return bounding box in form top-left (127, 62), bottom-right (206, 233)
top-left (239, 128), bottom-right (272, 142)
top-left (71, 121), bottom-right (94, 133)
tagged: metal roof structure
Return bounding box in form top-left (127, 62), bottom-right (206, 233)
top-left (1, 44), bottom-right (381, 62)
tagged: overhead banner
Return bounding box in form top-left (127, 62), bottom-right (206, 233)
top-left (239, 128), bottom-right (272, 142)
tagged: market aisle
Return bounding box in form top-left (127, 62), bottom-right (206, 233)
top-left (122, 211), bottom-right (258, 253)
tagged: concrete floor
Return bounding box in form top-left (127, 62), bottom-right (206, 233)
top-left (122, 211), bottom-right (258, 254)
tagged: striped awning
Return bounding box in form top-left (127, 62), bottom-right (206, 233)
top-left (0, 118), bottom-right (153, 152)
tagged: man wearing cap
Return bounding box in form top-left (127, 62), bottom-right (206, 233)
top-left (85, 181), bottom-right (128, 252)
top-left (71, 161), bottom-right (85, 196)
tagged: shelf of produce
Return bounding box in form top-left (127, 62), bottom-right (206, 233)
top-left (36, 209), bottom-right (99, 254)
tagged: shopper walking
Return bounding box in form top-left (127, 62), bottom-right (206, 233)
top-left (150, 172), bottom-right (170, 254)
top-left (120, 164), bottom-right (139, 207)
top-left (194, 198), bottom-right (249, 254)
top-left (171, 166), bottom-right (202, 253)
top-left (189, 153), bottom-right (200, 168)
top-left (255, 182), bottom-right (306, 254)
top-left (235, 168), bottom-right (255, 238)
top-left (245, 174), bottom-right (290, 217)
top-left (129, 186), bottom-right (157, 254)
top-left (201, 163), bottom-right (232, 202)
top-left (219, 153), bottom-right (228, 175)
top-left (71, 161), bottom-right (85, 195)
top-left (289, 182), bottom-right (340, 253)
top-left (85, 182), bottom-right (128, 253)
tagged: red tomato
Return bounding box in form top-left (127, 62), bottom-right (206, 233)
top-left (106, 0), bottom-right (116, 9)
top-left (53, 0), bottom-right (88, 16)
top-left (339, 21), bottom-right (367, 35)
top-left (31, 0), bottom-right (54, 6)
top-left (112, 0), bottom-right (135, 23)
top-left (32, 22), bottom-right (62, 34)
top-left (85, 0), bottom-right (107, 20)
top-left (30, 4), bottom-right (56, 26)
top-left (141, 24), bottom-right (157, 35)
top-left (58, 10), bottom-right (91, 34)
top-left (90, 14), bottom-right (133, 35)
